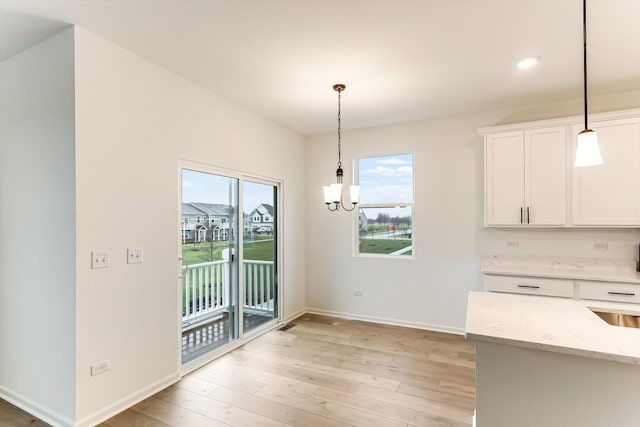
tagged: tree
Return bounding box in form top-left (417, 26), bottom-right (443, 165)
top-left (375, 212), bottom-right (390, 224)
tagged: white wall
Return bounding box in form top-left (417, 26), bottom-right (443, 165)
top-left (0, 28), bottom-right (76, 426)
top-left (306, 91), bottom-right (640, 333)
top-left (72, 27), bottom-right (306, 425)
top-left (71, 29), bottom-right (306, 422)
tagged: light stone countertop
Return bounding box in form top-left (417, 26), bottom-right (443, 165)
top-left (465, 291), bottom-right (640, 365)
top-left (481, 256), bottom-right (640, 284)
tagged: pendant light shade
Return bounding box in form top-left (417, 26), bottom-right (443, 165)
top-left (574, 0), bottom-right (603, 168)
top-left (575, 129), bottom-right (603, 167)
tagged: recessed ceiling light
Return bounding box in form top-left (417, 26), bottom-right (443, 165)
top-left (517, 56), bottom-right (541, 69)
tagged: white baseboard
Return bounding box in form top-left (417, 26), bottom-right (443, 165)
top-left (305, 307), bottom-right (465, 335)
top-left (0, 385), bottom-right (75, 427)
top-left (283, 307), bottom-right (307, 323)
top-left (76, 372), bottom-right (179, 427)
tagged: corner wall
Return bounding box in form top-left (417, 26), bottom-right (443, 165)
top-left (305, 91), bottom-right (640, 333)
top-left (72, 27), bottom-right (306, 424)
top-left (0, 27), bottom-right (77, 426)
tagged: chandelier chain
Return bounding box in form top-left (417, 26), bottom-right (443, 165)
top-left (337, 89), bottom-right (342, 169)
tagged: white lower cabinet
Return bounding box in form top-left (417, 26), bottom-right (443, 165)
top-left (485, 275), bottom-right (574, 298)
top-left (485, 274), bottom-right (640, 305)
top-left (579, 281), bottom-right (640, 304)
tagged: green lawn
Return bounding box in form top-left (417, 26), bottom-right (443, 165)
top-left (359, 239), bottom-right (412, 255)
top-left (181, 238), bottom-right (274, 265)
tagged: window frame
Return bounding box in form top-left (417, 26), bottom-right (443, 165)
top-left (352, 152), bottom-right (415, 259)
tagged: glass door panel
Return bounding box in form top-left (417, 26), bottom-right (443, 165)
top-left (180, 169), bottom-right (239, 364)
top-left (242, 181), bottom-right (278, 333)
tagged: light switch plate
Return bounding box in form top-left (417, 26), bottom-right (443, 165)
top-left (127, 248), bottom-right (143, 264)
top-left (91, 251), bottom-right (110, 269)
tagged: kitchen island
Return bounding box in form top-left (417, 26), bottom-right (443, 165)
top-left (465, 291), bottom-right (640, 427)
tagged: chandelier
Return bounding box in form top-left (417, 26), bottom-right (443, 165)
top-left (323, 84), bottom-right (360, 211)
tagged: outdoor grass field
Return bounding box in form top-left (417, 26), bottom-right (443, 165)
top-left (359, 239), bottom-right (412, 255)
top-left (181, 237), bottom-right (274, 264)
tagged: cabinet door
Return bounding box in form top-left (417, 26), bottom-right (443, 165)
top-left (571, 118), bottom-right (640, 225)
top-left (525, 127), bottom-right (567, 225)
top-left (485, 131), bottom-right (525, 225)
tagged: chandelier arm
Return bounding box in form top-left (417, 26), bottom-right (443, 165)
top-left (326, 203), bottom-right (339, 212)
top-left (338, 191), bottom-right (358, 212)
top-left (340, 202), bottom-right (358, 212)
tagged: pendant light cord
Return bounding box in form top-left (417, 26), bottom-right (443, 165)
top-left (583, 0), bottom-right (588, 130)
top-left (337, 88), bottom-right (342, 169)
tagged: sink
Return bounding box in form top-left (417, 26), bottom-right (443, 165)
top-left (591, 309), bottom-right (640, 329)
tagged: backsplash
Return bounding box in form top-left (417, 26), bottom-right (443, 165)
top-left (478, 227), bottom-right (640, 262)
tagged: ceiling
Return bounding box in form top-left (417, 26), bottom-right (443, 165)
top-left (1, 0), bottom-right (639, 135)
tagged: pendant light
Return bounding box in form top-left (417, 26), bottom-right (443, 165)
top-left (323, 84), bottom-right (360, 211)
top-left (574, 0), bottom-right (603, 167)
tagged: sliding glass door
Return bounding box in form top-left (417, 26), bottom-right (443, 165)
top-left (179, 167), bottom-right (279, 365)
top-left (242, 180), bottom-right (278, 334)
top-left (180, 169), bottom-right (239, 363)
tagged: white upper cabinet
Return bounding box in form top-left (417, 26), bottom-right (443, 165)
top-left (485, 126), bottom-right (567, 226)
top-left (525, 127), bottom-right (567, 225)
top-left (483, 109), bottom-right (640, 228)
top-left (571, 117), bottom-right (640, 226)
top-left (485, 131), bottom-right (525, 225)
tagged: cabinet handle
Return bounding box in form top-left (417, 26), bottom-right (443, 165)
top-left (518, 285), bottom-right (540, 289)
top-left (527, 207), bottom-right (530, 224)
top-left (607, 291), bottom-right (636, 296)
top-left (520, 207), bottom-right (523, 224)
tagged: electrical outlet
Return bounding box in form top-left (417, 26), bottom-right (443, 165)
top-left (353, 289), bottom-right (363, 296)
top-left (594, 242), bottom-right (608, 250)
top-left (127, 248), bottom-right (143, 264)
top-left (91, 251), bottom-right (110, 269)
top-left (90, 359), bottom-right (110, 376)
top-left (507, 240), bottom-right (519, 248)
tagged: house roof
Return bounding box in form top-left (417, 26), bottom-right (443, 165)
top-left (250, 204), bottom-right (274, 217)
top-left (258, 204), bottom-right (274, 216)
top-left (182, 203), bottom-right (206, 215)
top-left (182, 203), bottom-right (233, 217)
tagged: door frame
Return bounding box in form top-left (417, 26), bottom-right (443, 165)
top-left (177, 159), bottom-right (284, 375)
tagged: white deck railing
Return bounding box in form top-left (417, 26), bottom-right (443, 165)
top-left (244, 260), bottom-right (274, 312)
top-left (182, 259), bottom-right (274, 323)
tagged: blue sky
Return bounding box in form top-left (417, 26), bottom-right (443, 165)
top-left (182, 169), bottom-right (274, 214)
top-left (358, 153), bottom-right (413, 207)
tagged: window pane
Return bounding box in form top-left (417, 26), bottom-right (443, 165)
top-left (358, 154), bottom-right (413, 204)
top-left (358, 206), bottom-right (412, 256)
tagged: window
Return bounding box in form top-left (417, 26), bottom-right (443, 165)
top-left (355, 153), bottom-right (414, 257)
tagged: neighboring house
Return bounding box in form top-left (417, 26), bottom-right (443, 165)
top-left (181, 203), bottom-right (253, 242)
top-left (249, 203), bottom-right (274, 233)
top-left (181, 203), bottom-right (233, 243)
top-left (359, 210), bottom-right (368, 232)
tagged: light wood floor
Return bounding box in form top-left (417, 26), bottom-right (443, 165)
top-left (0, 399), bottom-right (50, 427)
top-left (103, 314), bottom-right (475, 427)
top-left (0, 314), bottom-right (476, 427)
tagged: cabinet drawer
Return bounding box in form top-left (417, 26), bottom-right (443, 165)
top-left (485, 275), bottom-right (574, 298)
top-left (579, 281), bottom-right (640, 304)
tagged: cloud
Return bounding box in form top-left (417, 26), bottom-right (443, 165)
top-left (182, 180), bottom-right (195, 188)
top-left (377, 157), bottom-right (409, 165)
top-left (360, 166), bottom-right (413, 177)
